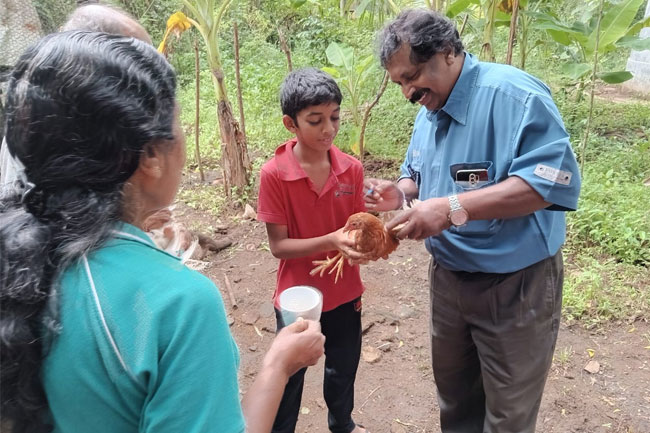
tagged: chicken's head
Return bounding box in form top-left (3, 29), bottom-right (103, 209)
top-left (343, 212), bottom-right (379, 232)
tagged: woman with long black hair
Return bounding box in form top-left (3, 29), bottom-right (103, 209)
top-left (0, 31), bottom-right (324, 433)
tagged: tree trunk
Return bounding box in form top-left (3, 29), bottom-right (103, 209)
top-left (580, 0), bottom-right (605, 175)
top-left (358, 72), bottom-right (389, 163)
top-left (481, 0), bottom-right (497, 62)
top-left (459, 14), bottom-right (469, 36)
top-left (194, 38), bottom-right (205, 182)
top-left (278, 26), bottom-right (293, 72)
top-left (212, 69), bottom-right (250, 198)
top-left (233, 22), bottom-right (247, 139)
top-left (506, 0), bottom-right (520, 65)
top-left (217, 100), bottom-right (250, 197)
top-left (519, 15), bottom-right (528, 69)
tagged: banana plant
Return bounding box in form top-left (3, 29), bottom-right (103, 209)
top-left (178, 0), bottom-right (251, 198)
top-left (344, 0), bottom-right (400, 27)
top-left (447, 0), bottom-right (512, 61)
top-left (528, 0), bottom-right (650, 92)
top-left (322, 42), bottom-right (379, 156)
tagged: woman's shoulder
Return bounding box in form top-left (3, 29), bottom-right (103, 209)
top-left (85, 238), bottom-right (222, 309)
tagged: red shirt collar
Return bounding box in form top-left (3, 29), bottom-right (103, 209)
top-left (273, 138), bottom-right (353, 181)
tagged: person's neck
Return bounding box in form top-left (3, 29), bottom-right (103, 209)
top-left (292, 140), bottom-right (330, 167)
top-left (438, 52), bottom-right (466, 110)
top-left (449, 52), bottom-right (466, 89)
top-left (120, 182), bottom-right (159, 231)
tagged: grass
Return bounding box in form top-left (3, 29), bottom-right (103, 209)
top-left (561, 95), bottom-right (650, 327)
top-left (177, 181), bottom-right (227, 218)
top-left (562, 249), bottom-right (650, 328)
top-left (553, 346), bottom-right (574, 369)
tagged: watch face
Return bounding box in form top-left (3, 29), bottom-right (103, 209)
top-left (450, 209), bottom-right (469, 226)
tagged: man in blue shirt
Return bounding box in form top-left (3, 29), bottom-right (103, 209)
top-left (365, 9), bottom-right (581, 433)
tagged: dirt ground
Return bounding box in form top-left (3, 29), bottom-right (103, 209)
top-left (176, 202), bottom-right (650, 433)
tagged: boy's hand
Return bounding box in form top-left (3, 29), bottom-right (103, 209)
top-left (364, 178), bottom-right (405, 212)
top-left (264, 320), bottom-right (325, 379)
top-left (329, 227), bottom-right (368, 261)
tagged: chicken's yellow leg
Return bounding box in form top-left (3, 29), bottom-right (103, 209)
top-left (327, 254), bottom-right (346, 283)
top-left (310, 252), bottom-right (344, 278)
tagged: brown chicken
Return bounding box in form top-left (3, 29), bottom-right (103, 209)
top-left (310, 212), bottom-right (400, 283)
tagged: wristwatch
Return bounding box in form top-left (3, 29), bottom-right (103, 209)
top-left (448, 194), bottom-right (469, 227)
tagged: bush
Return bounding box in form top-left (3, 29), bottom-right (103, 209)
top-left (564, 99), bottom-right (650, 266)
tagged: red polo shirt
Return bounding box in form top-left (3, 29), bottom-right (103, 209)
top-left (257, 138), bottom-right (366, 312)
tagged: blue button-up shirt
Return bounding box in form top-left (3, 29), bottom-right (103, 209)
top-left (400, 53), bottom-right (581, 273)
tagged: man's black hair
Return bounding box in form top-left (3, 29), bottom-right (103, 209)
top-left (378, 9), bottom-right (464, 68)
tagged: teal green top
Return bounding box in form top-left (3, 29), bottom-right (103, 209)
top-left (42, 223), bottom-right (245, 433)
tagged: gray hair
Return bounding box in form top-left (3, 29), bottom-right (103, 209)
top-left (62, 4), bottom-right (129, 33)
top-left (378, 9), bottom-right (464, 68)
top-left (60, 3), bottom-right (151, 44)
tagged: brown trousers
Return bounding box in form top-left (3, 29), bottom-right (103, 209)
top-left (429, 252), bottom-right (563, 433)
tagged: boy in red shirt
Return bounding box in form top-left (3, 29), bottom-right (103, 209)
top-left (257, 68), bottom-right (368, 433)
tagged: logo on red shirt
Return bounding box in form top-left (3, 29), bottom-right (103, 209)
top-left (335, 183), bottom-right (354, 197)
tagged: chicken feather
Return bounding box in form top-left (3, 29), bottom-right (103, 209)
top-left (310, 212), bottom-right (401, 283)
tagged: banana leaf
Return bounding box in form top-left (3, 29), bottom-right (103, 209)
top-left (615, 35), bottom-right (650, 51)
top-left (597, 71), bottom-right (633, 84)
top-left (561, 62), bottom-right (591, 80)
top-left (586, 0), bottom-right (645, 55)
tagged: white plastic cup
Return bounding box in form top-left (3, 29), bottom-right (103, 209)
top-left (278, 286), bottom-right (323, 325)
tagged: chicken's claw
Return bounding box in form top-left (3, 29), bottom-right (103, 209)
top-left (310, 252), bottom-right (345, 283)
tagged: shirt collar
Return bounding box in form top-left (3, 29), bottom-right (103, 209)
top-left (428, 52), bottom-right (479, 125)
top-left (111, 222), bottom-right (183, 262)
top-left (274, 138), bottom-right (352, 181)
top-left (111, 222), bottom-right (157, 248)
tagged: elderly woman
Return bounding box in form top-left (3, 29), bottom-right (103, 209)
top-left (0, 31), bottom-right (324, 433)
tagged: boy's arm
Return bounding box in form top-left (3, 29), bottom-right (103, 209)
top-left (265, 223), bottom-right (366, 260)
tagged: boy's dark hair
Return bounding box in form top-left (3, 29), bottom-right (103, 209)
top-left (280, 67), bottom-right (342, 122)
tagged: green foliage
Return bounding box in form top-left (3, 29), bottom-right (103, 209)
top-left (343, 0), bottom-right (401, 28)
top-left (177, 69), bottom-right (223, 166)
top-left (113, 0), bottom-right (180, 42)
top-left (323, 41), bottom-right (380, 153)
top-left (557, 94), bottom-right (650, 146)
top-left (567, 158), bottom-right (650, 266)
top-left (360, 84), bottom-right (420, 159)
top-left (527, 0), bottom-right (650, 85)
top-left (560, 97), bottom-right (650, 266)
top-left (33, 0), bottom-right (76, 33)
top-left (446, 0), bottom-right (479, 18)
top-left (563, 252), bottom-right (650, 326)
top-left (177, 181), bottom-right (227, 216)
top-left (165, 0), bottom-right (650, 327)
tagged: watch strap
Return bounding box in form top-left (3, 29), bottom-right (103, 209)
top-left (448, 194), bottom-right (462, 212)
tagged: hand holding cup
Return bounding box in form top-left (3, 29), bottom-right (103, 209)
top-left (264, 319), bottom-right (325, 378)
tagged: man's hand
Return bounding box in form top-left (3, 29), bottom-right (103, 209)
top-left (386, 197), bottom-right (451, 240)
top-left (363, 178), bottom-right (404, 212)
top-left (264, 320), bottom-right (325, 379)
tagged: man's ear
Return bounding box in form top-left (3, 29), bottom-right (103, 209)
top-left (282, 114), bottom-right (298, 133)
top-left (443, 48), bottom-right (455, 64)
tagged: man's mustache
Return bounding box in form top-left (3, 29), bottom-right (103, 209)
top-left (409, 88), bottom-right (426, 104)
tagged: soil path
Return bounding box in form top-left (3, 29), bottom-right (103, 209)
top-left (179, 207), bottom-right (650, 433)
